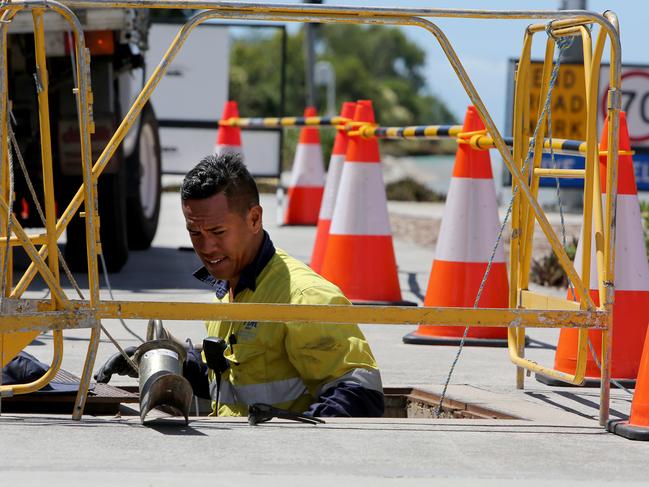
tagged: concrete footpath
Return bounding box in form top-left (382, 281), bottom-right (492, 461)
top-left (1, 191), bottom-right (648, 486)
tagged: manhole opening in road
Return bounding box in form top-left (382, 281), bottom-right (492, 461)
top-left (1, 377), bottom-right (517, 420)
top-left (383, 387), bottom-right (519, 420)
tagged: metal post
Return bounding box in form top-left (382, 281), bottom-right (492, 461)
top-left (32, 9), bottom-right (62, 308)
top-left (558, 0), bottom-right (587, 212)
top-left (302, 0), bottom-right (321, 109)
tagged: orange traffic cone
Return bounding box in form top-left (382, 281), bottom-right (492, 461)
top-left (320, 100), bottom-right (404, 304)
top-left (283, 107), bottom-right (325, 225)
top-left (538, 112), bottom-right (649, 386)
top-left (403, 105), bottom-right (509, 346)
top-left (214, 100), bottom-right (244, 158)
top-left (311, 101), bottom-right (356, 273)
top-left (608, 326), bottom-right (649, 440)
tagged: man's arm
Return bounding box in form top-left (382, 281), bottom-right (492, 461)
top-left (284, 289), bottom-right (385, 418)
top-left (183, 347), bottom-right (211, 400)
top-left (305, 379), bottom-right (385, 417)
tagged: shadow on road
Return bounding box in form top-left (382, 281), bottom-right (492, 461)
top-left (11, 246), bottom-right (207, 293)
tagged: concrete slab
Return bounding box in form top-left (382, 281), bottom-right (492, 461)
top-left (2, 191), bottom-right (647, 485)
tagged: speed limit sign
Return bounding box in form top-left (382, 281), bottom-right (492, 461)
top-left (599, 65), bottom-right (649, 146)
top-left (599, 64), bottom-right (649, 191)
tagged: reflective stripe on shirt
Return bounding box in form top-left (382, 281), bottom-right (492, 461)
top-left (317, 367), bottom-right (383, 398)
top-left (212, 376), bottom-right (309, 406)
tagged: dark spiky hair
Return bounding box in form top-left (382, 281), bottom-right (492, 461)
top-left (180, 153), bottom-right (259, 215)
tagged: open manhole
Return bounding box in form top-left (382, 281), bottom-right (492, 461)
top-left (383, 387), bottom-right (518, 419)
top-left (1, 373), bottom-right (517, 420)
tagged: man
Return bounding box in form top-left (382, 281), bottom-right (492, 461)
top-left (182, 153), bottom-right (383, 417)
top-left (98, 153), bottom-right (384, 418)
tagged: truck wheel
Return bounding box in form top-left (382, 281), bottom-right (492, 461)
top-left (126, 103), bottom-right (161, 250)
top-left (63, 168), bottom-right (129, 273)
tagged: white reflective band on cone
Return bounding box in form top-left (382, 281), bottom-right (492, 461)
top-left (435, 177), bottom-right (505, 263)
top-left (575, 194), bottom-right (649, 291)
top-left (330, 162), bottom-right (391, 236)
top-left (316, 367), bottom-right (383, 398)
top-left (289, 144), bottom-right (325, 187)
top-left (213, 376), bottom-right (309, 406)
top-left (319, 154), bottom-right (345, 220)
top-left (215, 144), bottom-right (244, 157)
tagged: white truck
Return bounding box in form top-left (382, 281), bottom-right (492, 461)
top-left (8, 11), bottom-right (281, 272)
top-left (8, 9), bottom-right (283, 272)
top-left (8, 9), bottom-right (159, 272)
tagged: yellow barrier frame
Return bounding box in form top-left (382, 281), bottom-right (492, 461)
top-left (0, 0), bottom-right (100, 419)
top-left (508, 21), bottom-right (613, 401)
top-left (0, 2), bottom-right (621, 426)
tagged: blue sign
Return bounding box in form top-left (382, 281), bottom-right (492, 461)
top-left (537, 154), bottom-right (584, 189)
top-left (532, 152), bottom-right (649, 191)
top-left (633, 153), bottom-right (649, 190)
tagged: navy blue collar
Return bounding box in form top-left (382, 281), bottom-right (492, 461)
top-left (192, 230), bottom-right (275, 299)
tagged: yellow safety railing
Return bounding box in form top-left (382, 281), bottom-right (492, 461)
top-left (0, 1), bottom-right (100, 419)
top-left (507, 20), bottom-right (614, 414)
top-left (0, 2), bottom-right (622, 427)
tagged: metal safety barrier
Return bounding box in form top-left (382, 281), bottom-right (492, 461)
top-left (507, 21), bottom-right (614, 404)
top-left (0, 1), bottom-right (621, 426)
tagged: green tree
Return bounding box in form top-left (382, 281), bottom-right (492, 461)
top-left (229, 24), bottom-right (456, 166)
top-left (229, 24), bottom-right (455, 125)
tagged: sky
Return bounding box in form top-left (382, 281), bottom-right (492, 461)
top-left (258, 0), bottom-right (641, 130)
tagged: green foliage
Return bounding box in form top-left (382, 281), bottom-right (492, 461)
top-left (229, 25), bottom-right (456, 166)
top-left (316, 25), bottom-right (454, 126)
top-left (385, 177), bottom-right (445, 202)
top-left (530, 237), bottom-right (579, 287)
top-left (641, 201), bottom-right (649, 259)
top-left (531, 201), bottom-right (649, 287)
top-left (230, 25), bottom-right (455, 123)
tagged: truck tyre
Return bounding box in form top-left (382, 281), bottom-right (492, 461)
top-left (126, 103), bottom-right (161, 250)
top-left (63, 167), bottom-right (129, 273)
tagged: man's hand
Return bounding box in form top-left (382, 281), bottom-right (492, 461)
top-left (94, 346), bottom-right (138, 384)
top-left (202, 337), bottom-right (228, 374)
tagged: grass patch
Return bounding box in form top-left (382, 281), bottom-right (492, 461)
top-left (530, 237), bottom-right (579, 287)
top-left (386, 177), bottom-right (445, 202)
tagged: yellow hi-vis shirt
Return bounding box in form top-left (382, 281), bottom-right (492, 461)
top-left (206, 248), bottom-right (382, 416)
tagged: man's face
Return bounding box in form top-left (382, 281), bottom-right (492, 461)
top-left (182, 192), bottom-right (262, 284)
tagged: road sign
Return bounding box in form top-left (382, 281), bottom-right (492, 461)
top-left (527, 62), bottom-right (587, 140)
top-left (599, 65), bottom-right (649, 147)
top-left (631, 152), bottom-right (649, 190)
top-left (504, 60), bottom-right (649, 191)
top-left (504, 60), bottom-right (588, 188)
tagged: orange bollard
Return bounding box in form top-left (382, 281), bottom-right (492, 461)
top-left (214, 100), bottom-right (244, 158)
top-left (320, 100), bottom-right (405, 304)
top-left (538, 112), bottom-right (649, 387)
top-left (403, 105), bottom-right (509, 346)
top-left (310, 102), bottom-right (356, 273)
top-left (283, 107), bottom-right (325, 225)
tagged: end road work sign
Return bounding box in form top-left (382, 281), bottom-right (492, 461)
top-left (504, 60), bottom-right (649, 191)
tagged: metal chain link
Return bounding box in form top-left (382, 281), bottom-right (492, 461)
top-left (5, 120), bottom-right (140, 375)
top-left (435, 27), bottom-right (575, 417)
top-left (1, 130), bottom-right (13, 300)
top-left (8, 126), bottom-right (86, 300)
top-left (0, 122), bottom-right (15, 415)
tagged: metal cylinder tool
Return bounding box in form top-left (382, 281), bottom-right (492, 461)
top-left (133, 320), bottom-right (193, 425)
